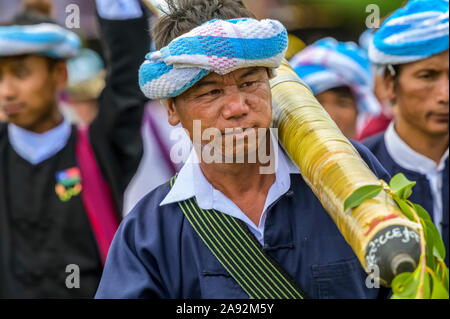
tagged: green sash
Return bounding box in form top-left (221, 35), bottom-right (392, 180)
top-left (170, 175), bottom-right (308, 299)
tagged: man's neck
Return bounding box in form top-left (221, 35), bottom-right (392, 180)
top-left (394, 120), bottom-right (449, 164)
top-left (200, 159), bottom-right (275, 198)
top-left (25, 111), bottom-right (64, 134)
top-left (197, 152), bottom-right (276, 226)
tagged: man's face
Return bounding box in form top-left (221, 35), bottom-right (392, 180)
top-left (167, 67), bottom-right (272, 159)
top-left (389, 50), bottom-right (449, 137)
top-left (315, 86), bottom-right (358, 139)
top-left (0, 55), bottom-right (66, 132)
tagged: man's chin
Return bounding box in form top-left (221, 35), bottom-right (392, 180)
top-left (427, 123), bottom-right (449, 137)
top-left (7, 116), bottom-right (37, 131)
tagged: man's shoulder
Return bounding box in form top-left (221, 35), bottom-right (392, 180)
top-left (361, 131), bottom-right (386, 152)
top-left (350, 138), bottom-right (391, 181)
top-left (123, 179), bottom-right (183, 226)
top-left (350, 138), bottom-right (382, 160)
top-left (113, 178), bottom-right (189, 262)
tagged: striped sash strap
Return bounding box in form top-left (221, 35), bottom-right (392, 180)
top-left (170, 175), bottom-right (307, 299)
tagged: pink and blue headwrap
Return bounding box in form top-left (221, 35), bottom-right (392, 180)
top-left (138, 18), bottom-right (288, 100)
top-left (290, 37), bottom-right (380, 115)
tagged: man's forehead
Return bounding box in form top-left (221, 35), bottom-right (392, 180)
top-left (0, 54), bottom-right (59, 69)
top-left (0, 55), bottom-right (33, 67)
top-left (196, 67), bottom-right (267, 85)
top-left (405, 50), bottom-right (449, 70)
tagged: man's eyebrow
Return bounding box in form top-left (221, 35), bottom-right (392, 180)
top-left (239, 67), bottom-right (264, 79)
top-left (194, 79), bottom-right (220, 89)
top-left (192, 68), bottom-right (265, 90)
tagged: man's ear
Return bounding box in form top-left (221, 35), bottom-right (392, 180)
top-left (383, 72), bottom-right (397, 104)
top-left (166, 98), bottom-right (181, 126)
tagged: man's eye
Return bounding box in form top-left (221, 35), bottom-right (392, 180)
top-left (14, 69), bottom-right (29, 78)
top-left (241, 81), bottom-right (256, 88)
top-left (418, 71), bottom-right (437, 80)
top-left (201, 89), bottom-right (221, 97)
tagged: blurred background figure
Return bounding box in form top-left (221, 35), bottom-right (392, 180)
top-left (61, 49), bottom-right (106, 125)
top-left (0, 0), bottom-right (149, 297)
top-left (356, 28), bottom-right (394, 141)
top-left (11, 0), bottom-right (53, 24)
top-left (122, 99), bottom-right (191, 215)
top-left (290, 37), bottom-right (381, 139)
top-left (363, 0), bottom-right (449, 264)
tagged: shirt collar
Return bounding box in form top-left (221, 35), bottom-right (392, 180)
top-left (160, 129), bottom-right (300, 207)
top-left (8, 117), bottom-right (72, 165)
top-left (384, 121), bottom-right (449, 174)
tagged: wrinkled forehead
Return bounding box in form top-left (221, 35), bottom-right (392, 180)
top-left (197, 67), bottom-right (270, 85)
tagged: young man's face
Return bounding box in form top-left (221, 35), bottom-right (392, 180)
top-left (166, 67), bottom-right (273, 160)
top-left (315, 86), bottom-right (358, 139)
top-left (388, 50), bottom-right (449, 137)
top-left (0, 55), bottom-right (67, 132)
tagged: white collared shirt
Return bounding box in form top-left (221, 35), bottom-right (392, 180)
top-left (160, 130), bottom-right (300, 246)
top-left (8, 117), bottom-right (72, 165)
top-left (385, 122), bottom-right (449, 235)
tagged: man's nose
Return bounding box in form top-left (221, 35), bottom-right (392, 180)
top-left (0, 77), bottom-right (18, 101)
top-left (221, 88), bottom-right (249, 120)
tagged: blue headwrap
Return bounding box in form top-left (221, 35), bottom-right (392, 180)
top-left (369, 0), bottom-right (449, 65)
top-left (290, 37), bottom-right (380, 115)
top-left (67, 49), bottom-right (104, 84)
top-left (138, 18), bottom-right (288, 100)
top-left (0, 23), bottom-right (80, 59)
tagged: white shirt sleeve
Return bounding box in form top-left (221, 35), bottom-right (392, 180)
top-left (95, 0), bottom-right (143, 20)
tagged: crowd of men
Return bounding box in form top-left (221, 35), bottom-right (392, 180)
top-left (0, 0), bottom-right (448, 299)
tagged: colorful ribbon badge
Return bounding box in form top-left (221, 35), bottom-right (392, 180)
top-left (55, 167), bottom-right (82, 202)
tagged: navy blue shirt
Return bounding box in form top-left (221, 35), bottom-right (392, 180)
top-left (363, 132), bottom-right (449, 266)
top-left (95, 142), bottom-right (391, 299)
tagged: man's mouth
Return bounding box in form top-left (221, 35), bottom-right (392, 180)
top-left (3, 103), bottom-right (24, 116)
top-left (429, 113), bottom-right (449, 122)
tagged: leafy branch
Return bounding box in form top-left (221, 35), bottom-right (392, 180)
top-left (344, 173), bottom-right (449, 299)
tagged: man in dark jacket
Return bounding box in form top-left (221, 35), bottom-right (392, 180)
top-left (363, 0), bottom-right (449, 265)
top-left (96, 0), bottom-right (392, 299)
top-left (0, 0), bottom-right (149, 297)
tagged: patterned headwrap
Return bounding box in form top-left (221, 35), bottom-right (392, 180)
top-left (369, 0), bottom-right (449, 65)
top-left (139, 18), bottom-right (288, 100)
top-left (0, 23), bottom-right (80, 59)
top-left (290, 37), bottom-right (380, 115)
